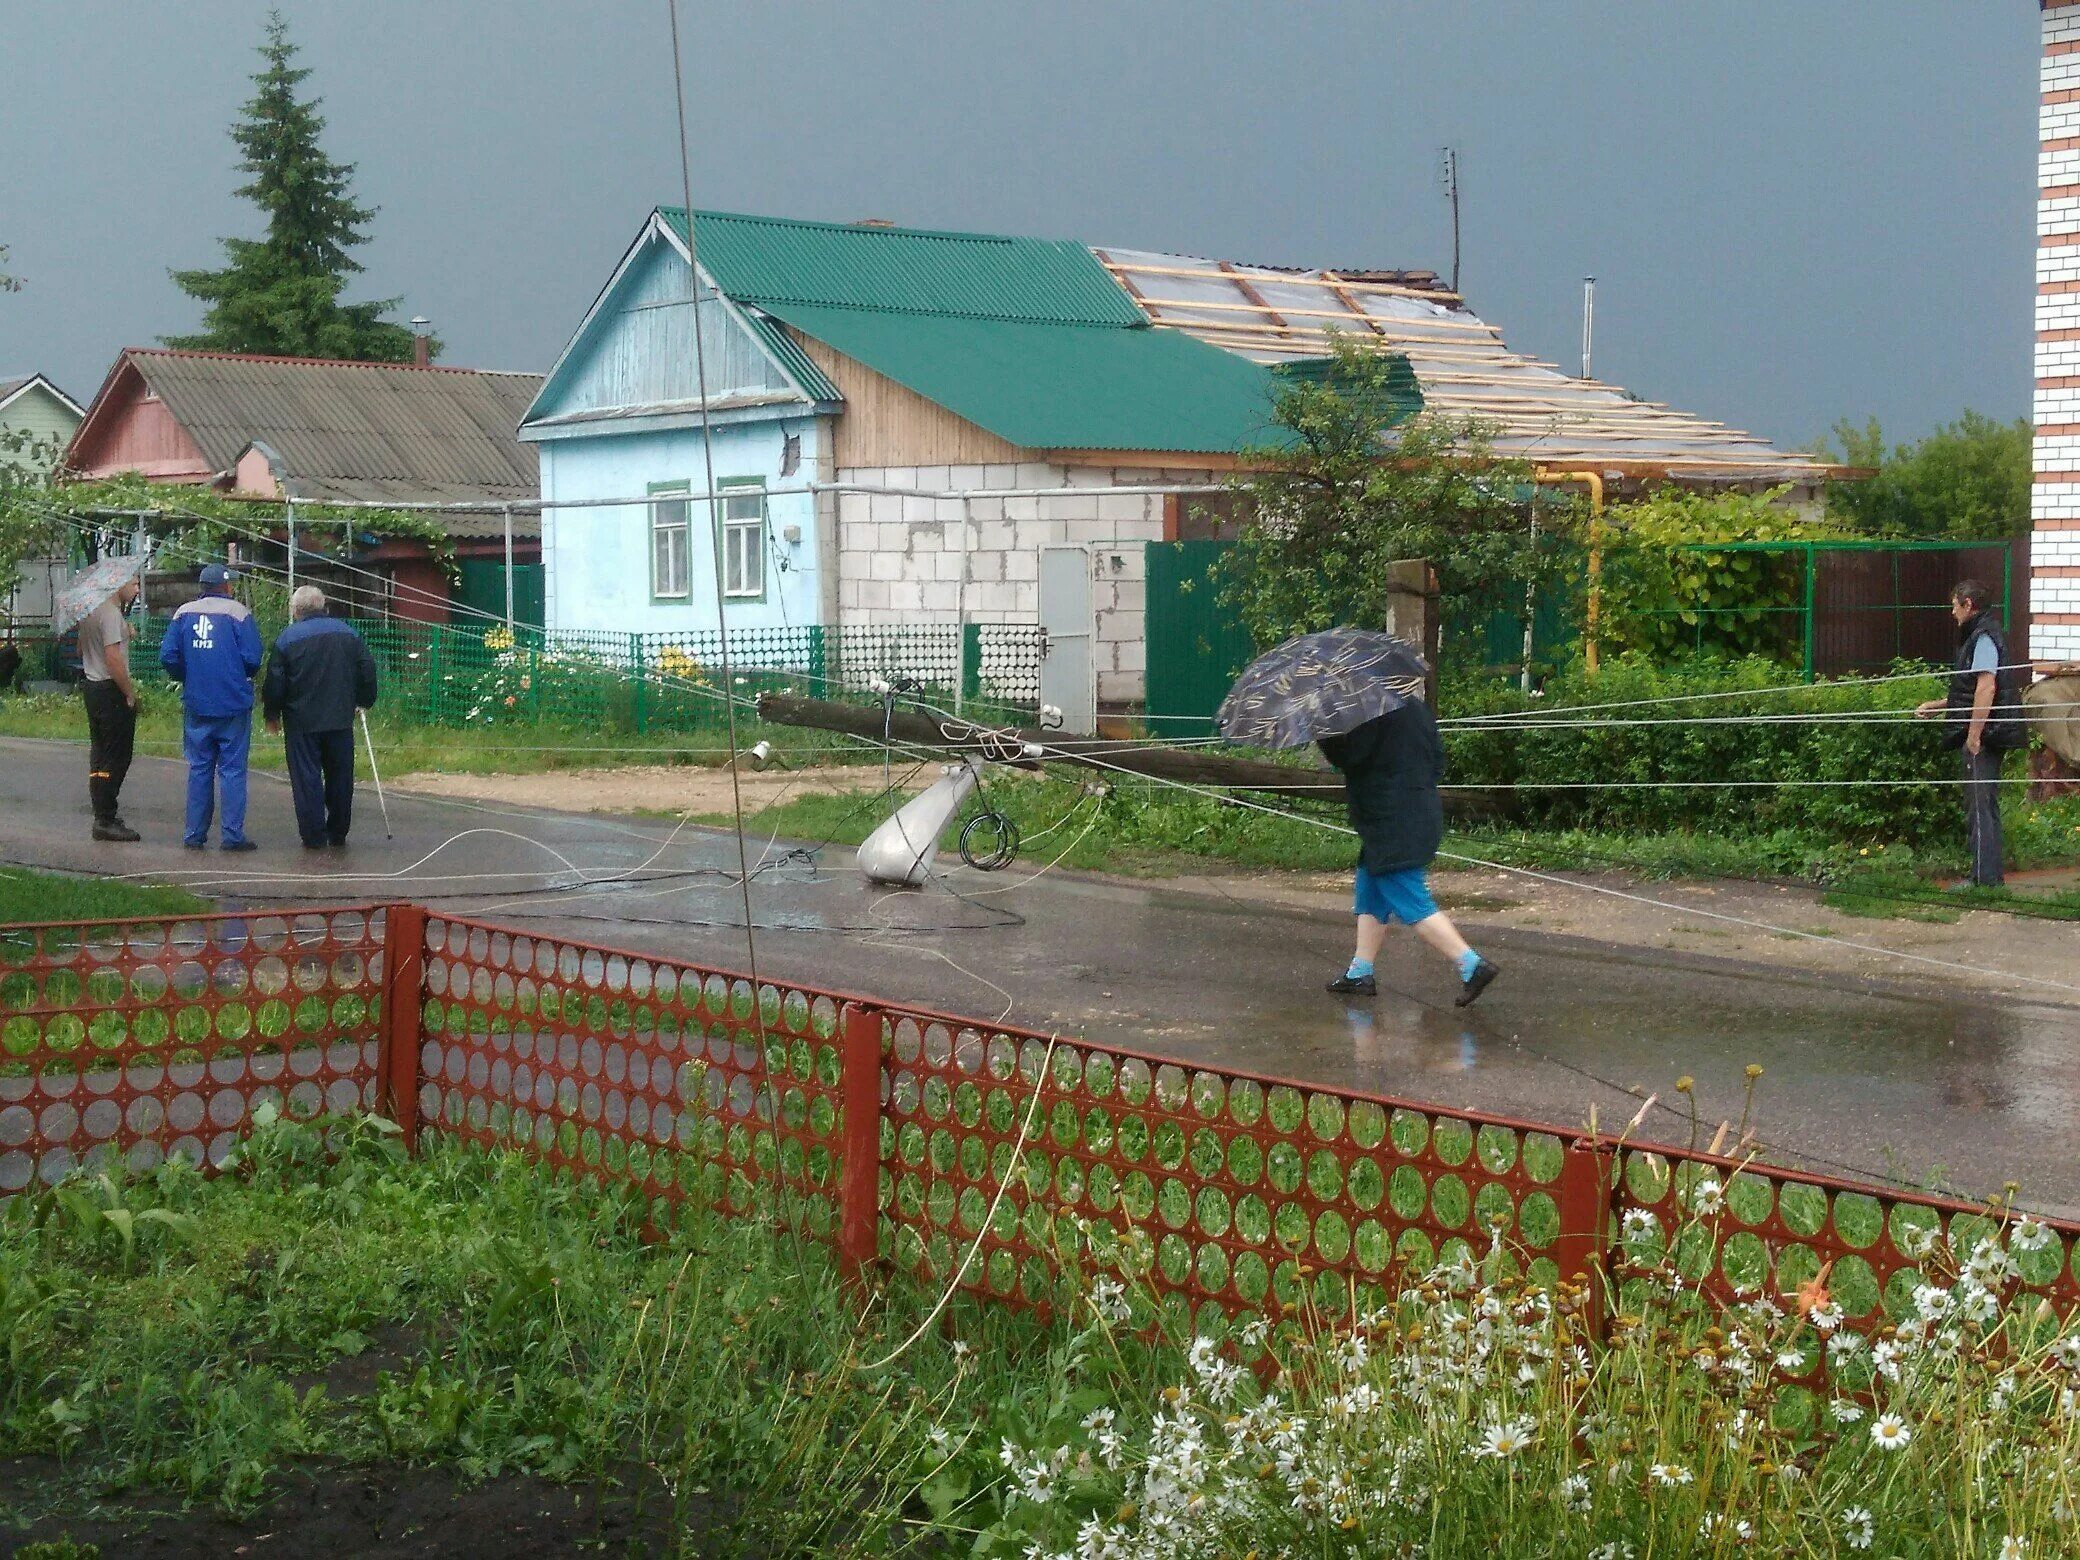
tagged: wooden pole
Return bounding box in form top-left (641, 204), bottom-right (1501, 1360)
top-left (754, 693), bottom-right (1510, 821)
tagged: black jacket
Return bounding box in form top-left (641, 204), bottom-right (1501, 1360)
top-left (1317, 702), bottom-right (1443, 875)
top-left (263, 616), bottom-right (379, 734)
top-left (1945, 610), bottom-right (2027, 751)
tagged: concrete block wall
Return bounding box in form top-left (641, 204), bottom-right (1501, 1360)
top-left (832, 462), bottom-right (1211, 703)
top-left (2040, 1), bottom-right (2080, 662)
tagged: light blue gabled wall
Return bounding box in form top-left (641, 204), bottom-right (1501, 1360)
top-left (540, 417), bottom-right (824, 635)
top-left (530, 236), bottom-right (794, 421)
top-left (531, 222), bottom-right (827, 634)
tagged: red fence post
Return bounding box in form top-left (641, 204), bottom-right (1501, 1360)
top-left (378, 902), bottom-right (429, 1154)
top-left (1555, 1135), bottom-right (1614, 1338)
top-left (838, 1002), bottom-right (884, 1281)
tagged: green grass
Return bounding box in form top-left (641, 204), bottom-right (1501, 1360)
top-left (10, 1109), bottom-right (2080, 1556)
top-left (0, 865), bottom-right (208, 924)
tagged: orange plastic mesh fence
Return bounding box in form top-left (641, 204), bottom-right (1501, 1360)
top-left (0, 909), bottom-right (387, 1190)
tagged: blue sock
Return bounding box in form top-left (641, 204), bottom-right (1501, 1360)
top-left (1456, 949), bottom-right (1483, 981)
top-left (1345, 957), bottom-right (1374, 980)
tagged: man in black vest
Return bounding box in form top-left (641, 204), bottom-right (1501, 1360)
top-left (1915, 579), bottom-right (2027, 887)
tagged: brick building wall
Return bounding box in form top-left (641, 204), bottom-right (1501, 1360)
top-left (831, 463), bottom-right (1216, 705)
top-left (2039, 1), bottom-right (2080, 662)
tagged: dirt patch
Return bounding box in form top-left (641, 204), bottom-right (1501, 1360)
top-left (389, 763), bottom-right (906, 817)
top-left (0, 1458), bottom-right (680, 1559)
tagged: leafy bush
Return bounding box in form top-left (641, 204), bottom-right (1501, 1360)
top-left (1595, 488), bottom-right (1843, 663)
top-left (1443, 655), bottom-right (1967, 848)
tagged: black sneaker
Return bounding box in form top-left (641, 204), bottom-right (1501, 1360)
top-left (1455, 958), bottom-right (1500, 1007)
top-left (93, 820), bottom-right (141, 843)
top-left (1326, 972), bottom-right (1378, 996)
top-left (221, 840), bottom-right (258, 853)
top-left (182, 840), bottom-right (207, 851)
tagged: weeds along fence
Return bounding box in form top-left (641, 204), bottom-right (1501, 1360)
top-left (27, 618), bottom-right (1045, 735)
top-left (6, 904), bottom-right (2076, 1355)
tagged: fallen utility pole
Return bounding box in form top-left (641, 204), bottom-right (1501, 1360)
top-left (755, 693), bottom-right (1510, 820)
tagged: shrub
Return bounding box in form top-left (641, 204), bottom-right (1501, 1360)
top-left (1442, 655), bottom-right (1965, 849)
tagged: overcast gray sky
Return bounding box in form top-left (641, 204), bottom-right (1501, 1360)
top-left (0, 2), bottom-right (2036, 450)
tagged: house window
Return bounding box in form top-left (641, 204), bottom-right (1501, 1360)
top-left (650, 486), bottom-right (690, 600)
top-left (721, 482), bottom-right (766, 599)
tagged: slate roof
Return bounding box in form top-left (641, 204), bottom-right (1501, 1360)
top-left (107, 350), bottom-right (544, 532)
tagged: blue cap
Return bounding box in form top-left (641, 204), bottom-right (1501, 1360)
top-left (199, 563), bottom-right (235, 586)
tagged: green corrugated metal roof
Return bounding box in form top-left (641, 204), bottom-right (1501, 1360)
top-left (737, 308), bottom-right (842, 404)
top-left (655, 208), bottom-right (1421, 454)
top-left (758, 303), bottom-right (1288, 454)
top-left (1272, 355), bottom-right (1425, 426)
top-left (661, 208), bottom-right (1145, 326)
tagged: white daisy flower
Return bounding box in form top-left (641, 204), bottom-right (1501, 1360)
top-left (1869, 1413), bottom-right (1912, 1451)
top-left (1840, 1505), bottom-right (1874, 1550)
top-left (1649, 1462), bottom-right (1695, 1486)
top-left (1830, 1398), bottom-right (1865, 1424)
top-left (1561, 1471), bottom-right (1591, 1513)
top-left (1689, 1176), bottom-right (1725, 1216)
top-left (2000, 1538), bottom-right (2029, 1560)
top-left (2012, 1217), bottom-right (2054, 1253)
top-left (1471, 1417), bottom-right (1535, 1459)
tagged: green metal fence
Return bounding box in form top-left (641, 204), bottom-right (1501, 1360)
top-left (116, 618), bottom-right (1042, 737)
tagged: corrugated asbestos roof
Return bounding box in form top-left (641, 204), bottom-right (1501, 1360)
top-left (1095, 248), bottom-right (1842, 483)
top-left (656, 209), bottom-right (1352, 454)
top-left (660, 208), bottom-right (1143, 325)
top-left (126, 350), bottom-right (543, 529)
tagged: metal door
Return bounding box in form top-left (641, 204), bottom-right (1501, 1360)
top-left (1037, 545), bottom-right (1095, 735)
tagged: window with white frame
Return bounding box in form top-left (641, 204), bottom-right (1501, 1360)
top-left (721, 483), bottom-right (766, 599)
top-left (650, 487), bottom-right (690, 600)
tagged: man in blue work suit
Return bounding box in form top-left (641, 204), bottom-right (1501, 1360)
top-left (159, 563), bottom-right (264, 851)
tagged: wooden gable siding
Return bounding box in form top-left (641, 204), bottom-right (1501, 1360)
top-left (68, 363), bottom-right (211, 481)
top-left (788, 329), bottom-right (1028, 469)
top-left (535, 240), bottom-right (799, 422)
top-left (0, 384), bottom-right (82, 448)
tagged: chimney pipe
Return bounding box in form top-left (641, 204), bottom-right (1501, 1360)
top-left (409, 316), bottom-right (431, 367)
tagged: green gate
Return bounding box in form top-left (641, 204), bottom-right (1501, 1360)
top-left (454, 559), bottom-right (544, 629)
top-left (1145, 541), bottom-right (1256, 735)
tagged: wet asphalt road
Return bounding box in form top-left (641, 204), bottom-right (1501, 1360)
top-left (4, 735), bottom-right (2077, 1215)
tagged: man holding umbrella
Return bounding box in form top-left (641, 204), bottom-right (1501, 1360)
top-left (55, 555), bottom-right (147, 842)
top-left (1217, 628), bottom-right (1499, 1007)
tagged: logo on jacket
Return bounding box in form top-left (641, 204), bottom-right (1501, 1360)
top-left (192, 615), bottom-right (216, 649)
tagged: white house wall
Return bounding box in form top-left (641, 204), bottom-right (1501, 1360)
top-left (834, 461), bottom-right (1217, 704)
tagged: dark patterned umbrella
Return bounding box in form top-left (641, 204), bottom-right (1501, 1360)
top-left (1215, 628), bottom-right (1429, 749)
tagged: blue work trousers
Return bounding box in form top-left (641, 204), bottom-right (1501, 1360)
top-left (286, 727), bottom-right (356, 847)
top-left (183, 711), bottom-right (252, 846)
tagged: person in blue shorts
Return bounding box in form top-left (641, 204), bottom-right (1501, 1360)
top-left (1318, 702), bottom-right (1498, 1006)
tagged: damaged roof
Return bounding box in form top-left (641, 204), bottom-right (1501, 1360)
top-left (1094, 248), bottom-right (1841, 484)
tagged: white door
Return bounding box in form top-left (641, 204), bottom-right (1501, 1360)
top-left (1037, 546), bottom-right (1095, 735)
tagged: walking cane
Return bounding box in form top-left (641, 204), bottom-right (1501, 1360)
top-left (359, 709), bottom-right (393, 839)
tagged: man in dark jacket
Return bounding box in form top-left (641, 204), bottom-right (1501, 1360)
top-left (263, 586), bottom-right (379, 850)
top-left (159, 564), bottom-right (265, 851)
top-left (1319, 701), bottom-right (1498, 1006)
top-left (1915, 579), bottom-right (2028, 887)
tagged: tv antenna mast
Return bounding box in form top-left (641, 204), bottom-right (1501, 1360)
top-left (1438, 146), bottom-right (1461, 292)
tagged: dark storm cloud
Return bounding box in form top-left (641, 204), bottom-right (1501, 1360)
top-left (0, 1), bottom-right (2034, 446)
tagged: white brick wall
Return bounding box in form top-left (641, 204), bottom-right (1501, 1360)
top-left (2036, 532), bottom-right (2080, 567)
top-left (2040, 623), bottom-right (2080, 659)
top-left (2045, 146), bottom-right (2080, 187)
top-left (2032, 483), bottom-right (2080, 521)
top-left (2048, 8), bottom-right (2080, 45)
top-left (2044, 51), bottom-right (2080, 93)
top-left (2035, 385), bottom-right (2080, 423)
top-left (2045, 100), bottom-right (2080, 142)
top-left (2035, 338), bottom-right (2080, 376)
top-left (2038, 292), bottom-right (2080, 332)
top-left (2037, 247), bottom-right (2080, 285)
top-left (831, 461), bottom-right (1187, 703)
top-left (2039, 195), bottom-right (2080, 237)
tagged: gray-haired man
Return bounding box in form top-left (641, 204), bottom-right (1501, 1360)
top-left (262, 587), bottom-right (379, 850)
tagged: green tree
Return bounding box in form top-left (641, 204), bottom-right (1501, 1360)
top-left (1821, 411), bottom-right (2029, 539)
top-left (166, 12), bottom-right (421, 362)
top-left (1214, 336), bottom-right (1575, 648)
top-left (0, 243), bottom-right (20, 293)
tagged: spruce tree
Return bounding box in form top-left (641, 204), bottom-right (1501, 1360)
top-left (166, 11), bottom-right (420, 361)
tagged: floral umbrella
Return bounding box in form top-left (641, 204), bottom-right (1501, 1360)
top-left (52, 553), bottom-right (148, 636)
top-left (1215, 627), bottom-right (1429, 750)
